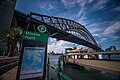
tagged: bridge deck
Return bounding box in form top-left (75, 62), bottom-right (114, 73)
top-left (0, 66), bottom-right (17, 80)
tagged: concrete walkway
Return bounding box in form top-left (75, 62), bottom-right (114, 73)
top-left (0, 66), bottom-right (17, 80)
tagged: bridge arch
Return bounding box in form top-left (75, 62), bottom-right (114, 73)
top-left (30, 13), bottom-right (98, 46)
top-left (14, 10), bottom-right (101, 51)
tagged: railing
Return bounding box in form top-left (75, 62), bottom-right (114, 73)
top-left (64, 51), bottom-right (120, 61)
top-left (0, 57), bottom-right (18, 75)
top-left (47, 56), bottom-right (72, 80)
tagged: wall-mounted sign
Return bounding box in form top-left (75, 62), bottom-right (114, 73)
top-left (23, 31), bottom-right (48, 42)
top-left (20, 47), bottom-right (45, 79)
top-left (37, 25), bottom-right (47, 33)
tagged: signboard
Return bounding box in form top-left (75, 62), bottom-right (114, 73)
top-left (20, 47), bottom-right (45, 79)
top-left (37, 25), bottom-right (47, 33)
top-left (17, 30), bottom-right (48, 80)
top-left (23, 31), bottom-right (48, 42)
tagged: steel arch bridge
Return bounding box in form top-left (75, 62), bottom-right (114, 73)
top-left (13, 10), bottom-right (101, 51)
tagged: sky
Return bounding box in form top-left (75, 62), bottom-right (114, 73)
top-left (15, 0), bottom-right (120, 53)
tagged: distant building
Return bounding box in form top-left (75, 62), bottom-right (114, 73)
top-left (0, 0), bottom-right (16, 54)
top-left (65, 48), bottom-right (81, 53)
top-left (48, 51), bottom-right (55, 55)
top-left (105, 46), bottom-right (116, 51)
top-left (0, 0), bottom-right (16, 31)
top-left (65, 47), bottom-right (94, 54)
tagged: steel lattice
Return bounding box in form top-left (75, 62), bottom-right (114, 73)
top-left (14, 10), bottom-right (101, 51)
top-left (30, 12), bottom-right (98, 47)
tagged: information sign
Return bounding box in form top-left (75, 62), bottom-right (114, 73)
top-left (17, 29), bottom-right (48, 80)
top-left (23, 31), bottom-right (48, 42)
top-left (20, 47), bottom-right (45, 79)
top-left (37, 25), bottom-right (47, 33)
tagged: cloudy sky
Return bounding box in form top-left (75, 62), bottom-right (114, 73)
top-left (15, 0), bottom-right (120, 52)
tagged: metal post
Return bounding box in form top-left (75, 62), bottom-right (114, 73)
top-left (87, 55), bottom-right (89, 59)
top-left (47, 57), bottom-right (50, 80)
top-left (81, 55), bottom-right (83, 59)
top-left (108, 54), bottom-right (111, 60)
top-left (57, 57), bottom-right (62, 80)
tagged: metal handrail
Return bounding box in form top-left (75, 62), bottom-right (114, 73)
top-left (47, 57), bottom-right (72, 80)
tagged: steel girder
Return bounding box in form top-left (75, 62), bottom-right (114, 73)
top-left (30, 12), bottom-right (98, 46)
top-left (13, 10), bottom-right (101, 50)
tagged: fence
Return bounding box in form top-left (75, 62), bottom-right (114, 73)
top-left (47, 56), bottom-right (72, 80)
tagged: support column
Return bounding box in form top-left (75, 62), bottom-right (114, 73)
top-left (75, 55), bottom-right (77, 59)
top-left (108, 54), bottom-right (111, 60)
top-left (80, 55), bottom-right (82, 59)
top-left (99, 54), bottom-right (103, 59)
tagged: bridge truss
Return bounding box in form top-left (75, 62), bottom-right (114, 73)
top-left (13, 10), bottom-right (101, 51)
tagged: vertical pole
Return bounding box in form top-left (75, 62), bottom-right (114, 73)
top-left (77, 55), bottom-right (78, 59)
top-left (108, 54), bottom-right (111, 60)
top-left (57, 57), bottom-right (61, 80)
top-left (95, 54), bottom-right (98, 59)
top-left (88, 55), bottom-right (89, 59)
top-left (80, 55), bottom-right (82, 59)
top-left (43, 45), bottom-right (48, 80)
top-left (47, 57), bottom-right (50, 80)
top-left (62, 55), bottom-right (65, 65)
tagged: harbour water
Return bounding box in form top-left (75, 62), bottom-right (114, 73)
top-left (63, 63), bottom-right (120, 80)
top-left (49, 55), bottom-right (120, 80)
top-left (48, 55), bottom-right (60, 80)
top-left (102, 55), bottom-right (120, 60)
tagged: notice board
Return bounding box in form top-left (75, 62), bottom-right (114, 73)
top-left (17, 30), bottom-right (48, 80)
top-left (20, 47), bottom-right (45, 79)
